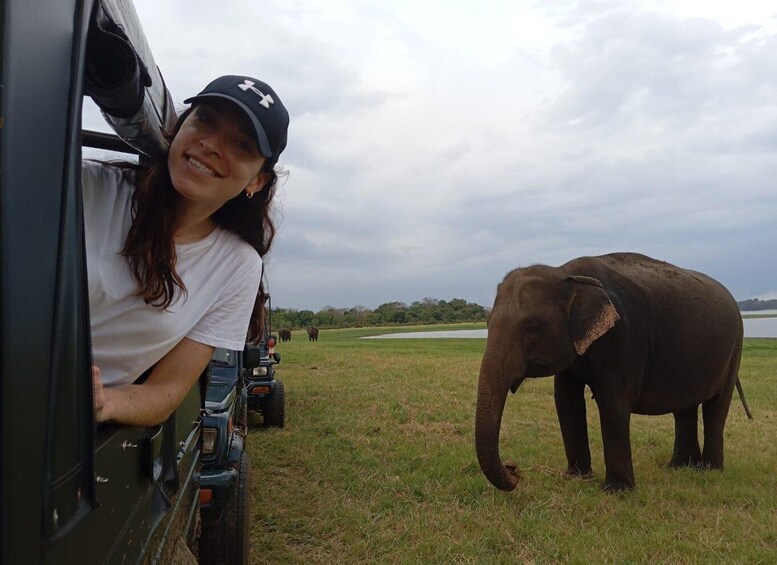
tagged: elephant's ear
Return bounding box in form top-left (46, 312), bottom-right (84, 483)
top-left (566, 276), bottom-right (620, 356)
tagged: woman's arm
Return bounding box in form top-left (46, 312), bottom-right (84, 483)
top-left (95, 337), bottom-right (214, 427)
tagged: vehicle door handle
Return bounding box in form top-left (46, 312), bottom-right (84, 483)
top-left (142, 424), bottom-right (163, 483)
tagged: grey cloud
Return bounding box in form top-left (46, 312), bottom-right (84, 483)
top-left (114, 1), bottom-right (777, 310)
top-left (542, 10), bottom-right (777, 137)
top-left (271, 231), bottom-right (384, 268)
top-left (270, 43), bottom-right (392, 118)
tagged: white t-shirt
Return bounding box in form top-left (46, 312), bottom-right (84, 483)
top-left (82, 160), bottom-right (262, 386)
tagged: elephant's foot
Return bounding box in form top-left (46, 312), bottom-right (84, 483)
top-left (699, 459), bottom-right (724, 471)
top-left (602, 474), bottom-right (635, 493)
top-left (667, 454), bottom-right (702, 469)
top-left (700, 443), bottom-right (724, 471)
top-left (564, 465), bottom-right (594, 480)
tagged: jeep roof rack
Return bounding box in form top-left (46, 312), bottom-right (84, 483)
top-left (83, 0), bottom-right (177, 157)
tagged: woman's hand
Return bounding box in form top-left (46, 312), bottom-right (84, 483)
top-left (93, 365), bottom-right (113, 423)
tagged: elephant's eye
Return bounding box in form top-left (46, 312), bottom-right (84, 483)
top-left (523, 324), bottom-right (542, 342)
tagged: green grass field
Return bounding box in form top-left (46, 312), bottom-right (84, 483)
top-left (247, 325), bottom-right (777, 564)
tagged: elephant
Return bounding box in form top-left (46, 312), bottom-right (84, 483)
top-left (475, 252), bottom-right (751, 493)
top-left (278, 328), bottom-right (292, 342)
top-left (307, 326), bottom-right (319, 341)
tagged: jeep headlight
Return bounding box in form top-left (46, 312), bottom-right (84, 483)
top-left (253, 366), bottom-right (268, 376)
top-left (202, 428), bottom-right (217, 455)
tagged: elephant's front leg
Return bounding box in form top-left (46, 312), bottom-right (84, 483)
top-left (554, 374), bottom-right (592, 478)
top-left (596, 396), bottom-right (635, 491)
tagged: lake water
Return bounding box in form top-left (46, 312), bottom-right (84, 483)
top-left (364, 312), bottom-right (777, 340)
top-left (741, 309), bottom-right (777, 317)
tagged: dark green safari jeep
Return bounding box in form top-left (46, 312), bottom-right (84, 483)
top-left (199, 346), bottom-right (260, 563)
top-left (0, 1), bottom-right (250, 563)
top-left (245, 293), bottom-right (286, 428)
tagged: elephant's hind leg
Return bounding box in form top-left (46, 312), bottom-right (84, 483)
top-left (701, 388), bottom-right (734, 470)
top-left (701, 342), bottom-right (741, 470)
top-left (668, 405), bottom-right (701, 468)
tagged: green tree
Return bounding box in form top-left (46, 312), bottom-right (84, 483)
top-left (273, 297), bottom-right (490, 329)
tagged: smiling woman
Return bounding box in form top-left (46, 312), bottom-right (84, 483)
top-left (168, 100), bottom-right (270, 223)
top-left (85, 74), bottom-right (290, 427)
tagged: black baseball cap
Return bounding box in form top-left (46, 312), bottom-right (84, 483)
top-left (184, 75), bottom-right (289, 163)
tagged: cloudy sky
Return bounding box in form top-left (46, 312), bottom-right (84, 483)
top-left (84, 0), bottom-right (777, 310)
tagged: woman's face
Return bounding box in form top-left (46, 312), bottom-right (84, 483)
top-left (168, 100), bottom-right (269, 209)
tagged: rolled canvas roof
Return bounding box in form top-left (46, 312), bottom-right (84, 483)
top-left (85, 0), bottom-right (177, 157)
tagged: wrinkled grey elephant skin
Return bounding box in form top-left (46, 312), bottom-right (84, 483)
top-left (307, 326), bottom-right (319, 342)
top-left (474, 252), bottom-right (747, 493)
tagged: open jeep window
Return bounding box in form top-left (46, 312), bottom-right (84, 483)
top-left (1, 1), bottom-right (204, 561)
top-left (80, 0), bottom-right (204, 495)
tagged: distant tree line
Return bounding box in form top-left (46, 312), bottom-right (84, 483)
top-left (270, 296), bottom-right (774, 330)
top-left (738, 298), bottom-right (777, 311)
top-left (271, 298), bottom-right (489, 330)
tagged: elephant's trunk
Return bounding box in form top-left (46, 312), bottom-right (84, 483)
top-left (475, 350), bottom-right (523, 491)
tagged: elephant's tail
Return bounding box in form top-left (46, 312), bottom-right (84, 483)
top-left (736, 378), bottom-right (753, 420)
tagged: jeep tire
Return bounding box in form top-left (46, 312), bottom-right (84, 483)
top-left (233, 452), bottom-right (251, 565)
top-left (199, 452), bottom-right (251, 565)
top-left (264, 379), bottom-right (285, 428)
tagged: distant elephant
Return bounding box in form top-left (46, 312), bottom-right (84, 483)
top-left (475, 252), bottom-right (750, 493)
top-left (278, 328), bottom-right (292, 342)
top-left (307, 326), bottom-right (319, 341)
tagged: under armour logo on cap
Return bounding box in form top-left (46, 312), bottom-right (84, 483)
top-left (238, 80), bottom-right (274, 109)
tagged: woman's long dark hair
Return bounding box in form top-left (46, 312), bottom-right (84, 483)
top-left (119, 106), bottom-right (278, 343)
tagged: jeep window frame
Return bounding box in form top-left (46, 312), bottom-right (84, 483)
top-left (1, 1), bottom-right (98, 560)
top-left (1, 1), bottom-right (198, 562)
